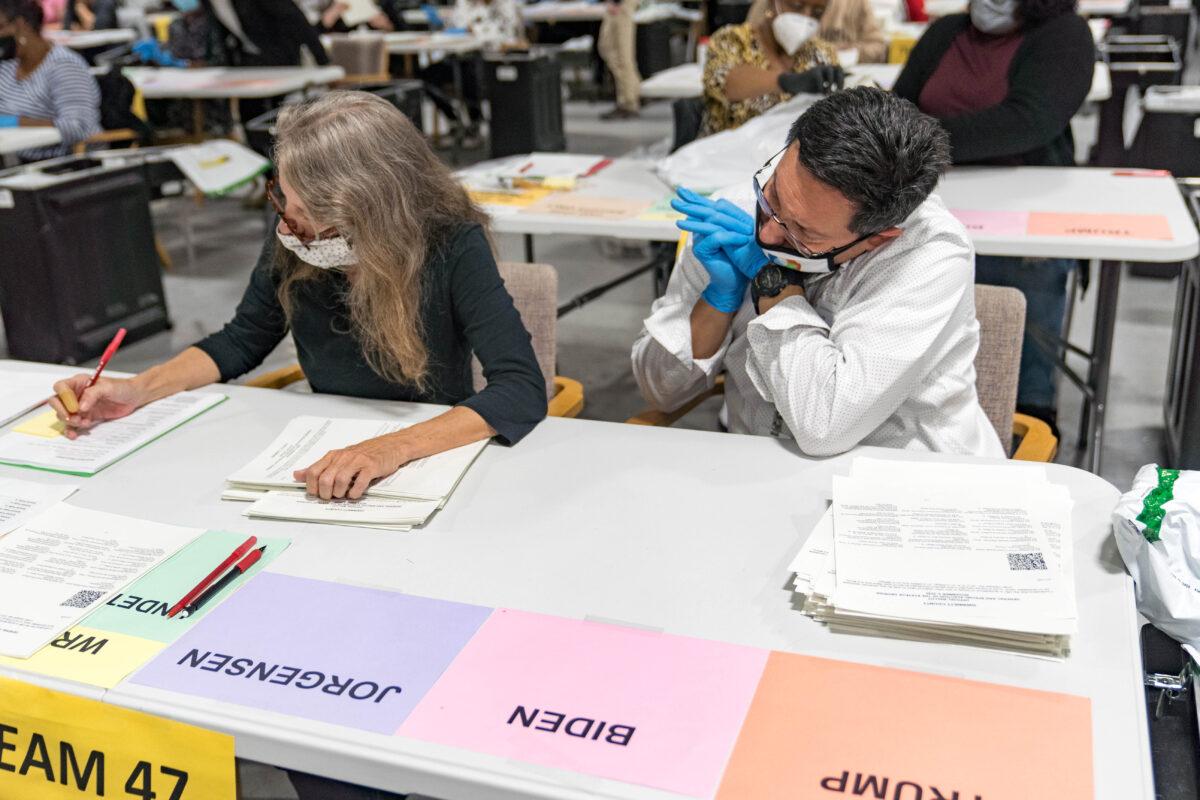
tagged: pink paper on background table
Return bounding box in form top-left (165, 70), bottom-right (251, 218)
top-left (1027, 211), bottom-right (1173, 240)
top-left (399, 609), bottom-right (768, 797)
top-left (950, 209), bottom-right (1030, 237)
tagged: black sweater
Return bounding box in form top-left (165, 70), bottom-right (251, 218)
top-left (893, 13), bottom-right (1095, 166)
top-left (194, 223), bottom-right (548, 445)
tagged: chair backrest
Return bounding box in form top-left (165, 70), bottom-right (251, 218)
top-left (972, 284), bottom-right (1025, 456)
top-left (671, 96), bottom-right (706, 152)
top-left (472, 261), bottom-right (558, 400)
top-left (326, 34), bottom-right (389, 80)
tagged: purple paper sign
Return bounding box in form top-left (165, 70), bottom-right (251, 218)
top-left (130, 572), bottom-right (492, 733)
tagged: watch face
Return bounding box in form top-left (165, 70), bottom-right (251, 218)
top-left (754, 264), bottom-right (786, 296)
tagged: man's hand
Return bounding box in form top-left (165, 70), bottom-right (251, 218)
top-left (293, 433), bottom-right (412, 500)
top-left (756, 282), bottom-right (805, 315)
top-left (777, 64), bottom-right (845, 95)
top-left (672, 187), bottom-right (769, 281)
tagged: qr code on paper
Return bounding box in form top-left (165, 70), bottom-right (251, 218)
top-left (60, 589), bottom-right (105, 608)
top-left (1007, 552), bottom-right (1048, 571)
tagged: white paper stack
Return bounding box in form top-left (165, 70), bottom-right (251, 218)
top-left (0, 370), bottom-right (53, 427)
top-left (790, 458), bottom-right (1077, 658)
top-left (224, 416), bottom-right (489, 530)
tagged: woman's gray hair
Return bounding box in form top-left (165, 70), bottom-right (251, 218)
top-left (271, 90), bottom-right (489, 390)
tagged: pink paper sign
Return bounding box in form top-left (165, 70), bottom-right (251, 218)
top-left (399, 609), bottom-right (769, 797)
top-left (1027, 212), bottom-right (1174, 240)
top-left (951, 209), bottom-right (1030, 236)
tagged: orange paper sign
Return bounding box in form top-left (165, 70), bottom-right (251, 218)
top-left (716, 652), bottom-right (1094, 800)
top-left (1027, 211), bottom-right (1173, 240)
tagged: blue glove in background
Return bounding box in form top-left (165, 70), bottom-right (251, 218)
top-left (421, 4), bottom-right (446, 28)
top-left (0, 115), bottom-right (18, 128)
top-left (132, 38), bottom-right (187, 67)
top-left (672, 187), bottom-right (769, 282)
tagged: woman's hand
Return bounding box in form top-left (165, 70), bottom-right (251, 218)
top-left (49, 375), bottom-right (148, 439)
top-left (321, 1), bottom-right (349, 28)
top-left (293, 433), bottom-right (412, 500)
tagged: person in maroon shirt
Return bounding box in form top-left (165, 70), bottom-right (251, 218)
top-left (893, 0), bottom-right (1094, 432)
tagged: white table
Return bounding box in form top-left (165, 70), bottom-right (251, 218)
top-left (640, 60), bottom-right (1113, 102)
top-left (0, 128), bottom-right (62, 157)
top-left (1079, 0), bottom-right (1134, 16)
top-left (521, 1), bottom-right (607, 23)
top-left (123, 66), bottom-right (347, 100)
top-left (0, 359), bottom-right (1152, 799)
top-left (46, 28), bottom-right (137, 50)
top-left (382, 30), bottom-right (485, 55)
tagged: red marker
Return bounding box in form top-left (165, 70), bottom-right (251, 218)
top-left (582, 158), bottom-right (613, 178)
top-left (86, 327), bottom-right (127, 391)
top-left (167, 536), bottom-right (258, 618)
top-left (177, 547), bottom-right (266, 619)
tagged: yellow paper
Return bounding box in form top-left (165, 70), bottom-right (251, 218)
top-left (469, 187), bottom-right (554, 207)
top-left (13, 410), bottom-right (65, 438)
top-left (0, 675), bottom-right (236, 798)
top-left (0, 627), bottom-right (165, 689)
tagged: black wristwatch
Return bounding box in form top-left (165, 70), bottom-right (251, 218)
top-left (751, 264), bottom-right (804, 312)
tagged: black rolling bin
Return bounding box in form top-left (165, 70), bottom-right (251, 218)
top-left (485, 51), bottom-right (566, 158)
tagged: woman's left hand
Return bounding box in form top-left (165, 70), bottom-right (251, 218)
top-left (293, 434), bottom-right (411, 500)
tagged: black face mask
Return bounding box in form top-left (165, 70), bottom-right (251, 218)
top-left (0, 36), bottom-right (15, 61)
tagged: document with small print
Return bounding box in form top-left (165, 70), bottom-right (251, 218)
top-left (0, 503), bottom-right (202, 658)
top-left (0, 477), bottom-right (78, 538)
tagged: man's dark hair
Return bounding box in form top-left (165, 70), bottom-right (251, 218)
top-left (1018, 0), bottom-right (1077, 26)
top-left (0, 0), bottom-right (43, 28)
top-left (786, 87), bottom-right (950, 234)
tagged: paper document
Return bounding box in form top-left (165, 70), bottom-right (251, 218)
top-left (495, 153), bottom-right (609, 187)
top-left (167, 139), bottom-right (270, 196)
top-left (0, 391), bottom-right (226, 476)
top-left (0, 503), bottom-right (202, 658)
top-left (341, 0), bottom-right (381, 25)
top-left (0, 370), bottom-right (53, 427)
top-left (0, 477), bottom-right (78, 537)
top-left (245, 490), bottom-right (440, 530)
top-left (226, 416), bottom-right (487, 501)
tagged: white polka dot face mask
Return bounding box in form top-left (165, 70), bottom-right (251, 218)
top-left (276, 228), bottom-right (358, 270)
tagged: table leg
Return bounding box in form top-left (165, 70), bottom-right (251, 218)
top-left (450, 57), bottom-right (466, 165)
top-left (1082, 259), bottom-right (1121, 475)
top-left (524, 234), bottom-right (535, 263)
top-left (191, 99), bottom-right (206, 142)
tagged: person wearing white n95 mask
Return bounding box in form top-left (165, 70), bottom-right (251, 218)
top-left (632, 88), bottom-right (1005, 460)
top-left (699, 0), bottom-right (843, 136)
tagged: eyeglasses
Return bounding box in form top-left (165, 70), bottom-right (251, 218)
top-left (774, 0), bottom-right (827, 18)
top-left (265, 178), bottom-right (338, 246)
top-left (751, 147), bottom-right (873, 259)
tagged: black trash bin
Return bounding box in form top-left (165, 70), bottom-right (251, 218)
top-left (1094, 35), bottom-right (1183, 167)
top-left (485, 51), bottom-right (566, 158)
top-left (1164, 180), bottom-right (1200, 467)
top-left (0, 156), bottom-right (171, 364)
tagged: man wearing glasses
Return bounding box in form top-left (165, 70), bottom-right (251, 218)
top-left (631, 87), bottom-right (1004, 458)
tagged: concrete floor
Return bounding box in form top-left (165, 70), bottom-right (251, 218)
top-left (0, 94), bottom-right (1189, 799)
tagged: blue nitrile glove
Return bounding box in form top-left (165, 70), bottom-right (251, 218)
top-left (672, 187), bottom-right (769, 281)
top-left (421, 3), bottom-right (445, 28)
top-left (686, 228), bottom-right (752, 313)
top-left (0, 115), bottom-right (18, 128)
top-left (444, 26), bottom-right (468, 34)
top-left (132, 38), bottom-right (186, 67)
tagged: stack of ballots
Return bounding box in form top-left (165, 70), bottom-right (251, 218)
top-left (790, 458), bottom-right (1077, 658)
top-left (222, 416), bottom-right (489, 531)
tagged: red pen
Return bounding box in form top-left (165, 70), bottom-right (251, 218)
top-left (167, 535), bottom-right (258, 618)
top-left (582, 158), bottom-right (613, 178)
top-left (177, 547), bottom-right (266, 619)
top-left (86, 327), bottom-right (127, 390)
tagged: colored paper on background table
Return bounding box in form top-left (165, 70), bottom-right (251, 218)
top-left (0, 675), bottom-right (236, 799)
top-left (132, 573), bottom-right (492, 733)
top-left (0, 531), bottom-right (289, 688)
top-left (715, 651), bottom-right (1094, 800)
top-left (0, 626), bottom-right (166, 689)
top-left (950, 209), bottom-right (1030, 237)
top-left (638, 196), bottom-right (685, 222)
top-left (469, 187), bottom-right (554, 207)
top-left (1027, 211), bottom-right (1173, 241)
top-left (400, 609), bottom-right (768, 798)
top-left (12, 409), bottom-right (66, 438)
top-left (522, 194), bottom-right (654, 220)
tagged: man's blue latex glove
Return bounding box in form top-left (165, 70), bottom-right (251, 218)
top-left (132, 38), bottom-right (186, 67)
top-left (672, 187), bottom-right (769, 281)
top-left (689, 229), bottom-right (753, 313)
top-left (0, 115), bottom-right (18, 128)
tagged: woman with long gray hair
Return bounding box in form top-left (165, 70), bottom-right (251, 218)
top-left (49, 91), bottom-right (547, 500)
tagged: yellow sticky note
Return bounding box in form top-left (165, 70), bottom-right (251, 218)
top-left (0, 627), bottom-right (166, 689)
top-left (14, 410), bottom-right (65, 438)
top-left (0, 675), bottom-right (236, 799)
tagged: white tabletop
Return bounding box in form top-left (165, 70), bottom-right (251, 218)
top-left (46, 28), bottom-right (137, 49)
top-left (640, 60), bottom-right (1112, 102)
top-left (123, 66), bottom-right (346, 99)
top-left (1079, 0), bottom-right (1133, 16)
top-left (1143, 86), bottom-right (1200, 114)
top-left (382, 31), bottom-right (485, 54)
top-left (0, 359), bottom-right (1151, 799)
top-left (521, 1), bottom-right (607, 22)
top-left (0, 127), bottom-right (62, 156)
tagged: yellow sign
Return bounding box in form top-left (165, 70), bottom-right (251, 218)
top-left (0, 676), bottom-right (236, 799)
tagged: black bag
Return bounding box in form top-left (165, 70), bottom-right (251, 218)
top-left (94, 68), bottom-right (154, 146)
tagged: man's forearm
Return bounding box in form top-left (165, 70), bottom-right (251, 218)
top-left (690, 298), bottom-right (735, 360)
